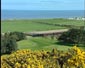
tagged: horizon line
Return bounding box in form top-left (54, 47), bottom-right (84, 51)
top-left (1, 9), bottom-right (85, 11)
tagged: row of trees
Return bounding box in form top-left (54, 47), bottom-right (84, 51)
top-left (1, 32), bottom-right (26, 55)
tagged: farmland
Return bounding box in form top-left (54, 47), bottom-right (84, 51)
top-left (1, 18), bottom-right (84, 33)
top-left (33, 18), bottom-right (84, 26)
top-left (1, 18), bottom-right (85, 51)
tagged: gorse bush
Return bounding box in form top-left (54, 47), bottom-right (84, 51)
top-left (68, 46), bottom-right (85, 68)
top-left (58, 28), bottom-right (85, 46)
top-left (1, 46), bottom-right (85, 68)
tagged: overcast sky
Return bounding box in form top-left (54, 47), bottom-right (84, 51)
top-left (1, 0), bottom-right (84, 10)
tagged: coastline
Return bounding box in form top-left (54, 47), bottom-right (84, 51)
top-left (1, 17), bottom-right (85, 21)
top-left (1, 10), bottom-right (84, 20)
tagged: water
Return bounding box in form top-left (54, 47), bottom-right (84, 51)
top-left (1, 10), bottom-right (84, 20)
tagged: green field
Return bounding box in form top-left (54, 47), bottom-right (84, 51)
top-left (1, 18), bottom-right (85, 51)
top-left (17, 37), bottom-right (71, 51)
top-left (1, 18), bottom-right (84, 33)
top-left (33, 18), bottom-right (84, 26)
top-left (1, 19), bottom-right (65, 33)
top-left (17, 37), bottom-right (85, 51)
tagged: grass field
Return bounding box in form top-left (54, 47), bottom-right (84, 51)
top-left (1, 18), bottom-right (84, 33)
top-left (33, 18), bottom-right (84, 26)
top-left (1, 19), bottom-right (65, 33)
top-left (1, 18), bottom-right (85, 51)
top-left (17, 37), bottom-right (85, 51)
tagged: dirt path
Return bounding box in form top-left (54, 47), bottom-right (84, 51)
top-left (24, 29), bottom-right (68, 35)
top-left (1, 29), bottom-right (68, 36)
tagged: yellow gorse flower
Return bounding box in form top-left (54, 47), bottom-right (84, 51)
top-left (27, 65), bottom-right (30, 68)
top-left (1, 46), bottom-right (85, 68)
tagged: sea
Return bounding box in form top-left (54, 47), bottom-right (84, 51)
top-left (1, 10), bottom-right (85, 20)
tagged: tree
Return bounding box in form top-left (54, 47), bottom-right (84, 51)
top-left (1, 33), bottom-right (17, 55)
top-left (9, 32), bottom-right (26, 41)
top-left (58, 28), bottom-right (85, 46)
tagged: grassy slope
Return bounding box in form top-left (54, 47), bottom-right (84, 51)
top-left (17, 37), bottom-right (85, 51)
top-left (1, 19), bottom-right (66, 33)
top-left (32, 18), bottom-right (84, 26)
top-left (2, 19), bottom-right (84, 51)
top-left (1, 18), bottom-right (84, 33)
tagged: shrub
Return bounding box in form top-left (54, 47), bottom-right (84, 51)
top-left (1, 36), bottom-right (7, 55)
top-left (9, 32), bottom-right (26, 41)
top-left (1, 31), bottom-right (26, 55)
top-left (58, 28), bottom-right (85, 46)
top-left (1, 46), bottom-right (85, 68)
top-left (1, 33), bottom-right (17, 55)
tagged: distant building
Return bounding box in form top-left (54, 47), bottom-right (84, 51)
top-left (81, 18), bottom-right (85, 20)
top-left (68, 18), bottom-right (74, 20)
top-left (68, 17), bottom-right (85, 20)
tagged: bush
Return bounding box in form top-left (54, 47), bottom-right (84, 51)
top-left (58, 28), bottom-right (85, 46)
top-left (1, 31), bottom-right (26, 55)
top-left (1, 33), bottom-right (17, 55)
top-left (1, 46), bottom-right (85, 68)
top-left (1, 36), bottom-right (7, 55)
top-left (9, 32), bottom-right (26, 41)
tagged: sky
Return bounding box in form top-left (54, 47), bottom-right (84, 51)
top-left (1, 0), bottom-right (85, 10)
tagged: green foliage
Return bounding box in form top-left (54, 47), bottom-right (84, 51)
top-left (58, 28), bottom-right (85, 46)
top-left (1, 31), bottom-right (26, 55)
top-left (1, 36), bottom-right (6, 55)
top-left (1, 33), bottom-right (17, 55)
top-left (9, 32), bottom-right (26, 41)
